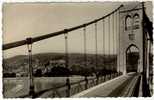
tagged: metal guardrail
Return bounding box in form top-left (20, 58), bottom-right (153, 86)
top-left (18, 72), bottom-right (121, 98)
top-left (123, 74), bottom-right (141, 96)
top-left (43, 72), bottom-right (121, 98)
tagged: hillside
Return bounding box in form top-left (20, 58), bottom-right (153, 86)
top-left (3, 52), bottom-right (117, 74)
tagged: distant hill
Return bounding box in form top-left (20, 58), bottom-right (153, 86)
top-left (3, 52), bottom-right (117, 73)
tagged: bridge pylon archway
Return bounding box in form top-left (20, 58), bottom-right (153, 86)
top-left (118, 3), bottom-right (144, 75)
top-left (126, 44), bottom-right (140, 73)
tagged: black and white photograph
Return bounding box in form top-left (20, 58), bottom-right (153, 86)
top-left (2, 0), bottom-right (153, 98)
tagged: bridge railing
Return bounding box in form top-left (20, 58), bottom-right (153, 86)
top-left (18, 72), bottom-right (122, 98)
top-left (47, 72), bottom-right (122, 98)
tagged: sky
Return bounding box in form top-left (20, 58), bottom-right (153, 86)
top-left (3, 1), bottom-right (153, 58)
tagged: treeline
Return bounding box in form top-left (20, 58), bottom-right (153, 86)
top-left (3, 73), bottom-right (16, 77)
top-left (3, 53), bottom-right (117, 74)
top-left (37, 66), bottom-right (120, 77)
top-left (34, 67), bottom-right (70, 77)
top-left (3, 66), bottom-right (120, 78)
top-left (34, 67), bottom-right (119, 77)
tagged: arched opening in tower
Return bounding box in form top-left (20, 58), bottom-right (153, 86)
top-left (126, 44), bottom-right (139, 73)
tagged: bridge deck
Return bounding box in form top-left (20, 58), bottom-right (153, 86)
top-left (72, 72), bottom-right (140, 97)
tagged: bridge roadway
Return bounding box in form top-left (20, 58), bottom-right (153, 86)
top-left (72, 72), bottom-right (141, 97)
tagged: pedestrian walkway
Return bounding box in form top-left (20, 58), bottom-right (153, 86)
top-left (72, 72), bottom-right (140, 97)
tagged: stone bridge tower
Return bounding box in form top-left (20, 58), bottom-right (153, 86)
top-left (118, 3), bottom-right (144, 75)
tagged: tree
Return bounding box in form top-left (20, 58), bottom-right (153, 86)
top-left (51, 67), bottom-right (70, 77)
top-left (34, 69), bottom-right (42, 77)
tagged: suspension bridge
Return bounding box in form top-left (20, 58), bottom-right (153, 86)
top-left (3, 2), bottom-right (153, 98)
